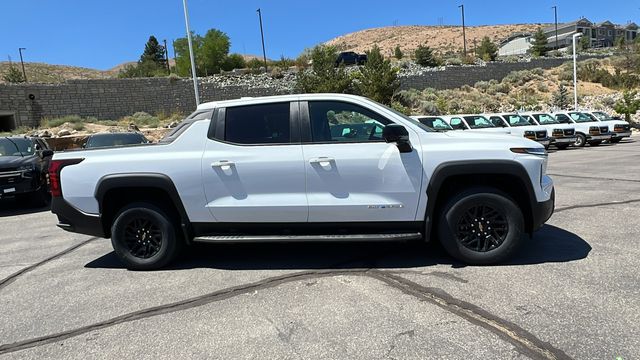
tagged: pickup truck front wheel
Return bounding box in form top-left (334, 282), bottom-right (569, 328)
top-left (111, 203), bottom-right (182, 270)
top-left (438, 188), bottom-right (524, 265)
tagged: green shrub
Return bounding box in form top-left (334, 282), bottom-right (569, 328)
top-left (72, 123), bottom-right (85, 131)
top-left (121, 112), bottom-right (160, 128)
top-left (475, 37), bottom-right (498, 62)
top-left (2, 65), bottom-right (25, 83)
top-left (41, 115), bottom-right (83, 128)
top-left (414, 44), bottom-right (438, 67)
top-left (295, 45), bottom-right (352, 93)
top-left (221, 53), bottom-right (247, 71)
top-left (394, 45), bottom-right (403, 60)
top-left (354, 45), bottom-right (399, 105)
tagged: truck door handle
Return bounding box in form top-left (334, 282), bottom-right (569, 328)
top-left (211, 160), bottom-right (235, 169)
top-left (309, 157), bottom-right (334, 165)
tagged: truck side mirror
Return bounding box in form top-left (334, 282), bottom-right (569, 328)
top-left (383, 124), bottom-right (412, 153)
top-left (41, 149), bottom-right (54, 158)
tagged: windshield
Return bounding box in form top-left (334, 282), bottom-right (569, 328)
top-left (568, 112), bottom-right (593, 123)
top-left (463, 116), bottom-right (495, 129)
top-left (86, 133), bottom-right (147, 148)
top-left (373, 101), bottom-right (434, 132)
top-left (417, 117), bottom-right (452, 131)
top-left (503, 114), bottom-right (531, 127)
top-left (593, 111), bottom-right (612, 121)
top-left (0, 138), bottom-right (35, 157)
top-left (532, 113), bottom-right (560, 125)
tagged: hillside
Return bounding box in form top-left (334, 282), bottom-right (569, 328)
top-left (325, 24), bottom-right (547, 56)
top-left (0, 61), bottom-right (112, 84)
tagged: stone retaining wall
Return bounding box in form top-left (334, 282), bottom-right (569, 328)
top-left (0, 57), bottom-right (599, 129)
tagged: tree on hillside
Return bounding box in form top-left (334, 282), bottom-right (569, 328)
top-left (614, 90), bottom-right (640, 123)
top-left (221, 53), bottom-right (246, 72)
top-left (140, 36), bottom-right (167, 67)
top-left (2, 64), bottom-right (25, 83)
top-left (414, 44), bottom-right (437, 67)
top-left (394, 45), bottom-right (403, 60)
top-left (355, 45), bottom-right (399, 105)
top-left (551, 84), bottom-right (570, 110)
top-left (174, 29), bottom-right (231, 76)
top-left (119, 35), bottom-right (168, 78)
top-left (531, 29), bottom-right (549, 57)
top-left (476, 36), bottom-right (498, 61)
top-left (295, 45), bottom-right (352, 93)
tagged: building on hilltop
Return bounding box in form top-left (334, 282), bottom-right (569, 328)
top-left (498, 18), bottom-right (638, 56)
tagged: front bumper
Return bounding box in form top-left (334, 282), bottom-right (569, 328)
top-left (535, 137), bottom-right (551, 147)
top-left (0, 172), bottom-right (42, 199)
top-left (551, 136), bottom-right (577, 145)
top-left (531, 188), bottom-right (555, 232)
top-left (611, 131), bottom-right (632, 139)
top-left (586, 134), bottom-right (611, 141)
top-left (51, 197), bottom-right (107, 238)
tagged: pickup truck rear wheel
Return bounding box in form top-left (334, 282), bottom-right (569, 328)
top-left (111, 203), bottom-right (182, 270)
top-left (438, 188), bottom-right (524, 265)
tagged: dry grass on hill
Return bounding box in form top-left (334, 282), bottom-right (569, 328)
top-left (325, 24), bottom-right (547, 56)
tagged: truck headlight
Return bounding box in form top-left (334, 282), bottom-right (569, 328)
top-left (510, 147), bottom-right (547, 156)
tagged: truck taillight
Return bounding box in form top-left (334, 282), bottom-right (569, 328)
top-left (48, 159), bottom-right (84, 197)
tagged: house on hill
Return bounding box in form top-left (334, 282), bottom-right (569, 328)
top-left (498, 18), bottom-right (638, 56)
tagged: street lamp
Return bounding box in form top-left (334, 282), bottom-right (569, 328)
top-left (572, 33), bottom-right (582, 111)
top-left (458, 5), bottom-right (467, 56)
top-left (257, 8), bottom-right (268, 72)
top-left (182, 0), bottom-right (200, 106)
top-left (552, 6), bottom-right (559, 49)
top-left (18, 48), bottom-right (27, 82)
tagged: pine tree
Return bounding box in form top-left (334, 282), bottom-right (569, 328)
top-left (552, 84), bottom-right (570, 109)
top-left (414, 44), bottom-right (437, 67)
top-left (140, 36), bottom-right (166, 67)
top-left (295, 45), bottom-right (353, 93)
top-left (476, 36), bottom-right (498, 61)
top-left (614, 90), bottom-right (640, 123)
top-left (394, 45), bottom-right (403, 60)
top-left (531, 29), bottom-right (549, 57)
top-left (355, 45), bottom-right (399, 105)
top-left (2, 64), bottom-right (25, 83)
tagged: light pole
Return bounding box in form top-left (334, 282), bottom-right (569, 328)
top-left (18, 48), bottom-right (27, 82)
top-left (572, 33), bottom-right (582, 111)
top-left (182, 0), bottom-right (200, 106)
top-left (163, 39), bottom-right (170, 74)
top-left (458, 5), bottom-right (467, 56)
top-left (552, 6), bottom-right (559, 49)
top-left (257, 8), bottom-right (268, 72)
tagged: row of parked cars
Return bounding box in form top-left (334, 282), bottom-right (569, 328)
top-left (0, 132), bottom-right (149, 206)
top-left (411, 110), bottom-right (632, 150)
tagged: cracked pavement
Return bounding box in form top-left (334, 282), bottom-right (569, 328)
top-left (1, 136), bottom-right (639, 359)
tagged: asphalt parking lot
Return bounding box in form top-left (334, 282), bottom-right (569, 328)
top-left (1, 136), bottom-right (639, 360)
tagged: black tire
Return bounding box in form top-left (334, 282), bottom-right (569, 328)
top-left (555, 143), bottom-right (570, 150)
top-left (574, 133), bottom-right (586, 147)
top-left (610, 138), bottom-right (622, 143)
top-left (437, 188), bottom-right (524, 265)
top-left (544, 144), bottom-right (550, 150)
top-left (111, 203), bottom-right (182, 270)
top-left (589, 140), bottom-right (602, 146)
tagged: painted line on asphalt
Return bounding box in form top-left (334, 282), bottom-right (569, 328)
top-left (0, 237), bottom-right (99, 291)
top-left (555, 198), bottom-right (640, 213)
top-left (0, 269), bottom-right (572, 360)
top-left (548, 173), bottom-right (640, 183)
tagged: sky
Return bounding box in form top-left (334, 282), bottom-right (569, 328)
top-left (1, 0), bottom-right (638, 70)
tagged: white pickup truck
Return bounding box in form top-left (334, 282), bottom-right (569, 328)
top-left (553, 111), bottom-right (611, 147)
top-left (519, 112), bottom-right (577, 150)
top-left (485, 113), bottom-right (551, 148)
top-left (583, 111), bottom-right (632, 143)
top-left (50, 94), bottom-right (554, 270)
top-left (439, 114), bottom-right (512, 134)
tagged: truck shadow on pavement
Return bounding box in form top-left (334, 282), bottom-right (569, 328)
top-left (85, 225), bottom-right (591, 270)
top-left (0, 199), bottom-right (50, 217)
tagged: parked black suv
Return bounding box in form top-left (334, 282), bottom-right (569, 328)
top-left (0, 137), bottom-right (53, 205)
top-left (335, 51), bottom-right (367, 66)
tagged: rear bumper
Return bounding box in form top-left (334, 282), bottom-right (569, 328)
top-left (51, 198), bottom-right (107, 238)
top-left (532, 189), bottom-right (555, 232)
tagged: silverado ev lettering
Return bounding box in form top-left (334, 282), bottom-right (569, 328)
top-left (50, 94), bottom-right (554, 270)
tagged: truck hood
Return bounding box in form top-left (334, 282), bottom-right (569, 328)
top-left (0, 155), bottom-right (37, 170)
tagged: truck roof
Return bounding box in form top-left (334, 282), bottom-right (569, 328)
top-left (196, 93), bottom-right (370, 111)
